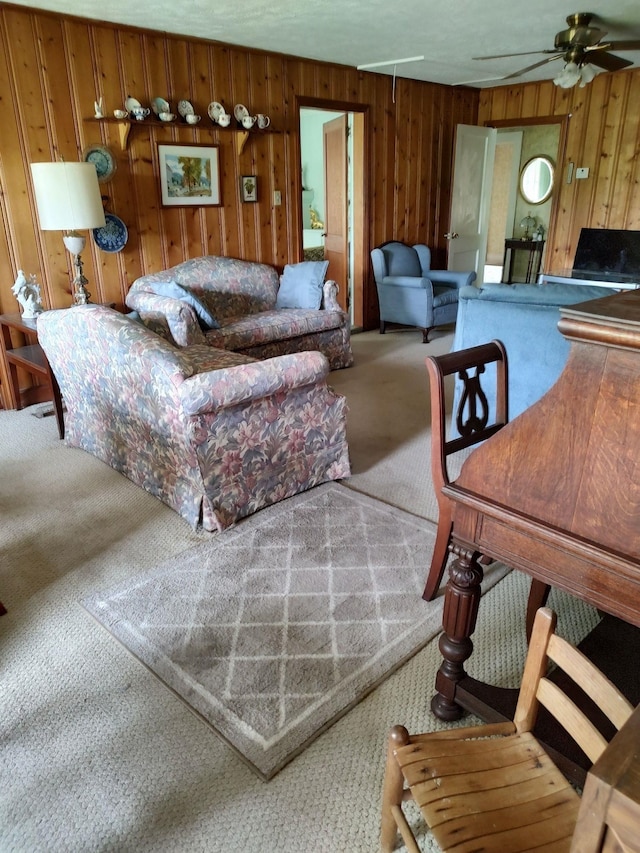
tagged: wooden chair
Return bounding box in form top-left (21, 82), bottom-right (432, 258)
top-left (423, 340), bottom-right (551, 639)
top-left (381, 607), bottom-right (634, 853)
top-left (422, 340), bottom-right (509, 601)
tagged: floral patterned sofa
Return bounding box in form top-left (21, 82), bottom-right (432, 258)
top-left (125, 256), bottom-right (353, 370)
top-left (37, 305), bottom-right (351, 532)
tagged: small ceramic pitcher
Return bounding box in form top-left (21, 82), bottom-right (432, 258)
top-left (256, 114), bottom-right (270, 129)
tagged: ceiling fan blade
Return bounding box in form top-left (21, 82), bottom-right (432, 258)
top-left (501, 55), bottom-right (563, 80)
top-left (597, 40), bottom-right (640, 52)
top-left (473, 49), bottom-right (558, 61)
top-left (586, 51), bottom-right (634, 72)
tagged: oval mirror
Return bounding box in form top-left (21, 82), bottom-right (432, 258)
top-left (520, 156), bottom-right (554, 205)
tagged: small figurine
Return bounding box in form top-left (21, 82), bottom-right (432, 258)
top-left (12, 270), bottom-right (44, 319)
top-left (94, 97), bottom-right (104, 119)
top-left (309, 207), bottom-right (325, 230)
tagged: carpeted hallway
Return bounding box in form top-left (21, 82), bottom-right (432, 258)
top-left (0, 328), bottom-right (598, 852)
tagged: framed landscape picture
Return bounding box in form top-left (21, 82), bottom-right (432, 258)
top-left (158, 143), bottom-right (221, 207)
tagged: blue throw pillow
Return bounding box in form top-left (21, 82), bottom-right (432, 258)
top-left (146, 280), bottom-right (219, 329)
top-left (276, 261), bottom-right (329, 310)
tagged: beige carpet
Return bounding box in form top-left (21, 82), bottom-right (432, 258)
top-left (0, 327), bottom-right (600, 852)
top-left (83, 482), bottom-right (509, 779)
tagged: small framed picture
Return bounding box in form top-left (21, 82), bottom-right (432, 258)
top-left (241, 175), bottom-right (258, 203)
top-left (158, 143), bottom-right (221, 207)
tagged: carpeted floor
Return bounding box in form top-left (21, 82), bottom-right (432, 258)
top-left (0, 328), bottom-right (600, 852)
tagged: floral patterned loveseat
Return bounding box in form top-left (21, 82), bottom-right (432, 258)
top-left (37, 305), bottom-right (351, 532)
top-left (125, 256), bottom-right (353, 370)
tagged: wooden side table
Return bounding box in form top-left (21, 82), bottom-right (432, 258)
top-left (571, 702), bottom-right (640, 852)
top-left (0, 312), bottom-right (64, 439)
top-left (501, 239), bottom-right (545, 284)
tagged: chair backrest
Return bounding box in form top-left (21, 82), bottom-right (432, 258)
top-left (371, 241), bottom-right (422, 280)
top-left (425, 340), bottom-right (508, 496)
top-left (515, 608), bottom-right (634, 764)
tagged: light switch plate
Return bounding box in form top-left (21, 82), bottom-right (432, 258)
top-left (273, 190), bottom-right (282, 205)
top-left (576, 167), bottom-right (589, 179)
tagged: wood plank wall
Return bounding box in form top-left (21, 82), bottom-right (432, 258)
top-left (0, 4), bottom-right (478, 408)
top-left (478, 70), bottom-right (640, 271)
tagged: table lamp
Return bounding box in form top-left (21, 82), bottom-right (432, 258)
top-left (30, 161), bottom-right (106, 305)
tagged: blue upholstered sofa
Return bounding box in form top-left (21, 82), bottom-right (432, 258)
top-left (452, 282), bottom-right (617, 422)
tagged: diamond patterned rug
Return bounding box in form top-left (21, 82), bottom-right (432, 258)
top-left (82, 483), bottom-right (509, 779)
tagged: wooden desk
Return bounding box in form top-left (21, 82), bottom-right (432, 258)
top-left (0, 312), bottom-right (64, 438)
top-left (502, 239), bottom-right (545, 283)
top-left (432, 290), bottom-right (640, 780)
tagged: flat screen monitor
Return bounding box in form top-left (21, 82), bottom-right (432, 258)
top-left (572, 228), bottom-right (640, 283)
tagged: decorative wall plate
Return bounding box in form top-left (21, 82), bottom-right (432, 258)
top-left (125, 96), bottom-right (142, 112)
top-left (83, 145), bottom-right (117, 183)
top-left (234, 103), bottom-right (249, 122)
top-left (92, 213), bottom-right (128, 253)
top-left (177, 99), bottom-right (194, 117)
top-left (208, 101), bottom-right (225, 122)
top-left (152, 97), bottom-right (170, 116)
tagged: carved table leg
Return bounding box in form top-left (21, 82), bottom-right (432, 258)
top-left (431, 545), bottom-right (483, 721)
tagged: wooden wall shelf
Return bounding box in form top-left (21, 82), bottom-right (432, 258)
top-left (84, 117), bottom-right (275, 155)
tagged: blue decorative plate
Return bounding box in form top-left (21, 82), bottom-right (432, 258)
top-left (92, 213), bottom-right (128, 253)
top-left (83, 144), bottom-right (117, 183)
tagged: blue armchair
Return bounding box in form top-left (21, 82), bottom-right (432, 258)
top-left (370, 241), bottom-right (476, 342)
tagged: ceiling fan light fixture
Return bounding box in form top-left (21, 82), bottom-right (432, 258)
top-left (553, 57), bottom-right (602, 89)
top-left (553, 61), bottom-right (581, 88)
top-left (579, 62), bottom-right (599, 86)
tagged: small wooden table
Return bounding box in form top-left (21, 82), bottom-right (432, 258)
top-left (502, 239), bottom-right (545, 283)
top-left (0, 312), bottom-right (64, 439)
top-left (572, 702), bottom-right (640, 852)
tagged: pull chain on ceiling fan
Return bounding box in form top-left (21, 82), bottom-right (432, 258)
top-left (473, 12), bottom-right (640, 88)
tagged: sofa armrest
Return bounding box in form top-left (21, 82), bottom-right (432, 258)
top-left (322, 279), bottom-right (342, 312)
top-left (426, 270), bottom-right (476, 289)
top-left (179, 351), bottom-right (330, 415)
top-left (125, 290), bottom-right (206, 346)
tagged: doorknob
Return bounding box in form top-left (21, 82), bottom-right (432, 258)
top-left (444, 232), bottom-right (459, 239)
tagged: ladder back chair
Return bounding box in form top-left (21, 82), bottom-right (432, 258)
top-left (423, 340), bottom-right (551, 639)
top-left (423, 340), bottom-right (509, 601)
top-left (381, 607), bottom-right (635, 853)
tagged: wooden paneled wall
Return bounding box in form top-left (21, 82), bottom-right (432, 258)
top-left (0, 4), bottom-right (479, 408)
top-left (478, 70), bottom-right (640, 271)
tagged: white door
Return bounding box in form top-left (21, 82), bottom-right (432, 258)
top-left (447, 124), bottom-right (497, 276)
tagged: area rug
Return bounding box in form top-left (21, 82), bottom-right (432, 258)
top-left (82, 483), bottom-right (509, 780)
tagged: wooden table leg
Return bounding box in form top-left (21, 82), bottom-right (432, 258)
top-left (46, 362), bottom-right (65, 440)
top-left (431, 546), bottom-right (484, 721)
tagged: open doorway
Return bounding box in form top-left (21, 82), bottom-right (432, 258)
top-left (484, 122), bottom-right (562, 283)
top-left (298, 103), bottom-right (365, 328)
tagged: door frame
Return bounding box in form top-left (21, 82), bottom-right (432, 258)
top-left (484, 115), bottom-right (570, 276)
top-left (295, 96), bottom-right (369, 329)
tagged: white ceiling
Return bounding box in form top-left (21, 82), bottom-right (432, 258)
top-left (11, 1), bottom-right (640, 88)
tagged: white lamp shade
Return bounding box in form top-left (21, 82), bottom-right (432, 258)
top-left (30, 161), bottom-right (106, 231)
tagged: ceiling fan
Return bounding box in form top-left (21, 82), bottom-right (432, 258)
top-left (473, 13), bottom-right (640, 86)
